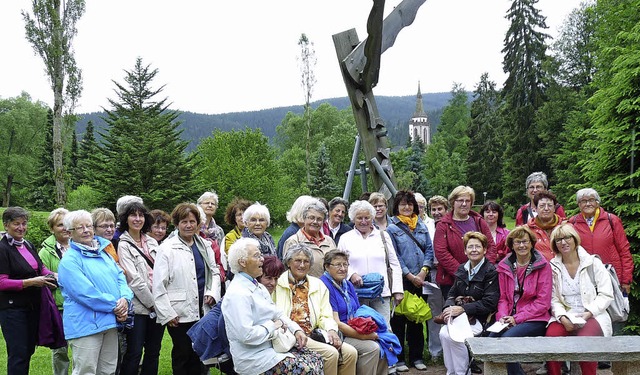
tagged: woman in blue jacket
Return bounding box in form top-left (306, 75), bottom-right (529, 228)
top-left (58, 210), bottom-right (133, 375)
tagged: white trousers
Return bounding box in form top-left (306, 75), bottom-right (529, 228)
top-left (69, 328), bottom-right (119, 375)
top-left (439, 321), bottom-right (482, 375)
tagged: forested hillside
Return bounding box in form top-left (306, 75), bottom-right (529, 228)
top-left (74, 93), bottom-right (451, 150)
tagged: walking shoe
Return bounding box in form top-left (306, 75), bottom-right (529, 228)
top-left (469, 359), bottom-right (483, 374)
top-left (395, 362), bottom-right (409, 372)
top-left (387, 365), bottom-right (397, 374)
top-left (413, 361), bottom-right (427, 371)
top-left (535, 362), bottom-right (547, 375)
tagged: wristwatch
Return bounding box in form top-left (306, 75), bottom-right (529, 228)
top-left (421, 266), bottom-right (430, 274)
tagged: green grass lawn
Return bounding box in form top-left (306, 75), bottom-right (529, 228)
top-left (0, 330), bottom-right (223, 374)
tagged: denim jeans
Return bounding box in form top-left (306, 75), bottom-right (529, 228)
top-left (0, 307), bottom-right (38, 375)
top-left (489, 321), bottom-right (547, 375)
top-left (120, 314), bottom-right (165, 375)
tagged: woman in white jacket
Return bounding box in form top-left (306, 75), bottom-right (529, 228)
top-left (546, 223), bottom-right (613, 375)
top-left (153, 203), bottom-right (221, 375)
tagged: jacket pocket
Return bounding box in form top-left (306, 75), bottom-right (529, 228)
top-left (168, 288), bottom-right (187, 317)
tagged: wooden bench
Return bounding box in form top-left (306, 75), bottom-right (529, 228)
top-left (465, 336), bottom-right (640, 375)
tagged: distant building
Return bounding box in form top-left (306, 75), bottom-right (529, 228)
top-left (408, 82), bottom-right (431, 144)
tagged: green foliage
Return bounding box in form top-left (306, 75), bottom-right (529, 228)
top-left (0, 93), bottom-right (49, 207)
top-left (93, 58), bottom-right (195, 212)
top-left (194, 128), bottom-right (301, 227)
top-left (67, 184), bottom-right (103, 211)
top-left (310, 143), bottom-right (341, 199)
top-left (29, 109), bottom-right (56, 210)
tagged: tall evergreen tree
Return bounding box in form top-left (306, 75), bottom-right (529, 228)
top-left (29, 108), bottom-right (56, 210)
top-left (95, 58), bottom-right (194, 212)
top-left (500, 0), bottom-right (550, 207)
top-left (467, 73), bottom-right (504, 200)
top-left (310, 143), bottom-right (341, 199)
top-left (76, 120), bottom-right (101, 186)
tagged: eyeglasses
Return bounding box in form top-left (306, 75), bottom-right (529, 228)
top-left (373, 205), bottom-right (386, 210)
top-left (554, 236), bottom-right (573, 244)
top-left (579, 198), bottom-right (598, 205)
top-left (305, 215), bottom-right (324, 223)
top-left (466, 244), bottom-right (483, 250)
top-left (71, 225), bottom-right (93, 232)
top-left (455, 199), bottom-right (472, 205)
top-left (248, 217), bottom-right (267, 223)
top-left (291, 259), bottom-right (310, 266)
top-left (329, 263), bottom-right (349, 269)
top-left (202, 202), bottom-right (217, 207)
top-left (95, 224), bottom-right (115, 230)
top-left (151, 225), bottom-right (167, 231)
top-left (537, 203), bottom-right (555, 209)
top-left (514, 239), bottom-right (530, 246)
top-left (528, 184), bottom-right (545, 191)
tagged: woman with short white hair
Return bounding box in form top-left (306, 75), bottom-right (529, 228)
top-left (337, 200), bottom-right (403, 325)
top-left (277, 195), bottom-right (318, 259)
top-left (197, 191), bottom-right (224, 246)
top-left (242, 203), bottom-right (276, 256)
top-left (222, 238), bottom-right (322, 374)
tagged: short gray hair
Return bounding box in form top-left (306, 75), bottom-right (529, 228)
top-left (64, 210), bottom-right (93, 231)
top-left (302, 201), bottom-right (327, 220)
top-left (414, 192), bottom-right (427, 206)
top-left (2, 207), bottom-right (29, 225)
top-left (576, 188), bottom-right (600, 204)
top-left (348, 200), bottom-right (375, 221)
top-left (525, 172), bottom-right (548, 191)
top-left (116, 195), bottom-right (143, 215)
top-left (197, 191), bottom-right (219, 205)
top-left (243, 202), bottom-right (271, 227)
top-left (283, 243), bottom-right (314, 270)
top-left (228, 237), bottom-right (260, 274)
top-left (286, 195), bottom-right (315, 223)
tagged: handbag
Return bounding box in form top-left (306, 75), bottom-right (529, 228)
top-left (380, 230), bottom-right (394, 293)
top-left (355, 273), bottom-right (385, 299)
top-left (393, 290), bottom-right (432, 323)
top-left (586, 256), bottom-right (629, 322)
top-left (272, 327), bottom-right (296, 353)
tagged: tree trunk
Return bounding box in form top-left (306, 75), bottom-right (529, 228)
top-left (3, 175), bottom-right (12, 207)
top-left (52, 3), bottom-right (66, 206)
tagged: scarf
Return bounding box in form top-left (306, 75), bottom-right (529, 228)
top-left (535, 214), bottom-right (560, 231)
top-left (5, 233), bottom-right (24, 247)
top-left (323, 271), bottom-right (354, 319)
top-left (241, 228), bottom-right (276, 256)
top-left (583, 208), bottom-right (600, 232)
top-left (397, 214), bottom-right (419, 231)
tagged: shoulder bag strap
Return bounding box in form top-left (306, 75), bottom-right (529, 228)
top-left (396, 223), bottom-right (426, 253)
top-left (379, 230), bottom-right (394, 294)
top-left (120, 239), bottom-right (154, 269)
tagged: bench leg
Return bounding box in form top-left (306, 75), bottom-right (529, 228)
top-left (482, 362), bottom-right (507, 375)
top-left (612, 361), bottom-right (640, 374)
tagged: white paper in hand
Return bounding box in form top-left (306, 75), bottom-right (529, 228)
top-left (487, 320), bottom-right (509, 333)
top-left (422, 281), bottom-right (440, 295)
top-left (447, 312), bottom-right (474, 343)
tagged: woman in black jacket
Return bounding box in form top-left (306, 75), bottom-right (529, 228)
top-left (0, 207), bottom-right (57, 375)
top-left (438, 231), bottom-right (499, 375)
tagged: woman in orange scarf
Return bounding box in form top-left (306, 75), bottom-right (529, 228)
top-left (526, 191), bottom-right (564, 260)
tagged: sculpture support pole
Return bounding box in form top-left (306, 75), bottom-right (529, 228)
top-left (343, 135), bottom-right (361, 201)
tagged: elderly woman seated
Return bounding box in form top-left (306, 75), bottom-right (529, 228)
top-left (274, 243), bottom-right (357, 375)
top-left (320, 249), bottom-right (388, 375)
top-left (439, 232), bottom-right (499, 375)
top-left (222, 238), bottom-right (323, 374)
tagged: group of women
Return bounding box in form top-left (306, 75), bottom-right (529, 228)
top-left (0, 175), bottom-right (633, 375)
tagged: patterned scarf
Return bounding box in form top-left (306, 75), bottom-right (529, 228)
top-left (241, 228), bottom-right (276, 256)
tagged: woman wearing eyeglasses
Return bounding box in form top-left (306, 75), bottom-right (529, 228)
top-left (545, 223), bottom-right (613, 375)
top-left (568, 188), bottom-right (633, 295)
top-left (273, 243), bottom-right (357, 375)
top-left (282, 201), bottom-right (337, 277)
top-left (57, 210), bottom-right (133, 375)
top-left (526, 191), bottom-right (563, 261)
top-left (515, 172), bottom-right (566, 226)
top-left (490, 226), bottom-right (551, 375)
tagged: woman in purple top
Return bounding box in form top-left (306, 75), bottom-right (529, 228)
top-left (0, 207), bottom-right (57, 375)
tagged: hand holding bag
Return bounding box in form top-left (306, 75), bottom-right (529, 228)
top-left (272, 327), bottom-right (296, 353)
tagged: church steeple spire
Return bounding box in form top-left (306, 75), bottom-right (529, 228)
top-left (414, 81), bottom-right (426, 117)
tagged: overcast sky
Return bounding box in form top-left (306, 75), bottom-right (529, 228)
top-left (1, 0), bottom-right (582, 115)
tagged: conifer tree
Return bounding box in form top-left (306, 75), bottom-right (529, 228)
top-left (30, 109), bottom-right (56, 210)
top-left (95, 58), bottom-right (194, 211)
top-left (76, 120), bottom-right (100, 186)
top-left (500, 0), bottom-right (550, 206)
top-left (310, 143), bottom-right (341, 199)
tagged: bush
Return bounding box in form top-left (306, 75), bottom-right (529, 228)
top-left (67, 184), bottom-right (104, 211)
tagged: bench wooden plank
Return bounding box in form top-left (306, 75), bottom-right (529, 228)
top-left (466, 336), bottom-right (640, 375)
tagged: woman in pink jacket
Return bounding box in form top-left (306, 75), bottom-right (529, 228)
top-left (490, 226), bottom-right (552, 375)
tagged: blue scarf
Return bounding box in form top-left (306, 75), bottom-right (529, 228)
top-left (323, 271), bottom-right (354, 319)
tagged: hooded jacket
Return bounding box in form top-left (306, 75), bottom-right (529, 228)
top-left (549, 246), bottom-right (614, 337)
top-left (569, 208), bottom-right (633, 285)
top-left (496, 249), bottom-right (552, 323)
top-left (434, 211), bottom-right (497, 287)
top-left (58, 236), bottom-right (133, 340)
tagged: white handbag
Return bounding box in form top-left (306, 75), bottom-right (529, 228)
top-left (271, 327), bottom-right (296, 353)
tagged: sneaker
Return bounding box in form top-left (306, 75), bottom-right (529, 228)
top-left (395, 362), bottom-right (409, 372)
top-left (535, 362), bottom-right (547, 375)
top-left (387, 365), bottom-right (397, 374)
top-left (413, 361), bottom-right (427, 371)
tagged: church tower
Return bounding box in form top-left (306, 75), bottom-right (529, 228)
top-left (408, 82), bottom-right (430, 144)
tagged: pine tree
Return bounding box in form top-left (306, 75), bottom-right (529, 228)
top-left (76, 120), bottom-right (101, 186)
top-left (94, 58), bottom-right (195, 211)
top-left (310, 143), bottom-right (341, 199)
top-left (30, 109), bottom-right (56, 210)
top-left (500, 0), bottom-right (550, 207)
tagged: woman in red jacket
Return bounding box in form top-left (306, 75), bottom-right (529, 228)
top-left (569, 188), bottom-right (633, 294)
top-left (434, 186), bottom-right (496, 298)
top-left (490, 226), bottom-right (552, 375)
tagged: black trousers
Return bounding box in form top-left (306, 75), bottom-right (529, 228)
top-left (390, 280), bottom-right (426, 364)
top-left (167, 322), bottom-right (205, 375)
